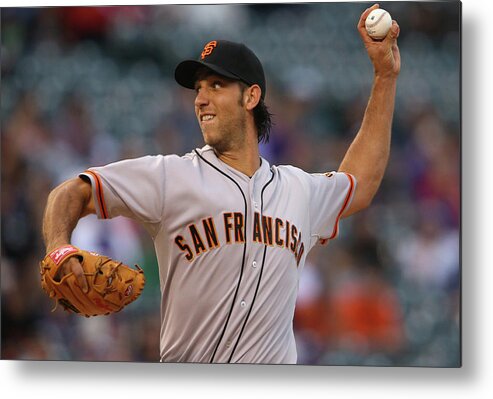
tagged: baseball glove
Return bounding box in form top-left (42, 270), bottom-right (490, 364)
top-left (40, 245), bottom-right (145, 317)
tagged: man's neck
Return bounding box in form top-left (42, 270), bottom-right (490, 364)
top-left (214, 142), bottom-right (261, 178)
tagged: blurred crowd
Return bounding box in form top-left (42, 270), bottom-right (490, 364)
top-left (1, 3), bottom-right (460, 366)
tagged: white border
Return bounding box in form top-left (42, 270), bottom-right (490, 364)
top-left (2, 0), bottom-right (491, 397)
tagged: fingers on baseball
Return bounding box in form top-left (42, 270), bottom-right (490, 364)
top-left (358, 4), bottom-right (380, 28)
top-left (357, 5), bottom-right (382, 42)
top-left (385, 21), bottom-right (400, 41)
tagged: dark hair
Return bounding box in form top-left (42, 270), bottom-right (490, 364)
top-left (238, 81), bottom-right (273, 143)
top-left (253, 99), bottom-right (273, 144)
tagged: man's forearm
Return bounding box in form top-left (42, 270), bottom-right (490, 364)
top-left (42, 178), bottom-right (93, 253)
top-left (339, 75), bottom-right (397, 213)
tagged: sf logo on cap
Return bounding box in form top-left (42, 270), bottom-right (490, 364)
top-left (201, 41), bottom-right (217, 60)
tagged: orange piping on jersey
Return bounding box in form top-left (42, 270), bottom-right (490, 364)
top-left (328, 173), bottom-right (355, 240)
top-left (84, 170), bottom-right (109, 219)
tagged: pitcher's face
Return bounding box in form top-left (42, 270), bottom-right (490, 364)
top-left (194, 73), bottom-right (248, 153)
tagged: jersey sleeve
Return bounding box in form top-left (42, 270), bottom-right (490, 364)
top-left (79, 155), bottom-right (166, 234)
top-left (308, 171), bottom-right (356, 244)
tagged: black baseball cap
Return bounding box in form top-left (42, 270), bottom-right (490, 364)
top-left (174, 40), bottom-right (266, 100)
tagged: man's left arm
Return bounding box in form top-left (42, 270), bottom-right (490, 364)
top-left (338, 4), bottom-right (401, 217)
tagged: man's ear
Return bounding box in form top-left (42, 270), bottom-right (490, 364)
top-left (244, 84), bottom-right (261, 111)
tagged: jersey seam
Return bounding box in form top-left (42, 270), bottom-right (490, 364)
top-left (154, 156), bottom-right (168, 239)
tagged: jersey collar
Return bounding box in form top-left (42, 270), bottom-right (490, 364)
top-left (196, 145), bottom-right (271, 184)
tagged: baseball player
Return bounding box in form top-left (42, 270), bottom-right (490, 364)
top-left (41, 4), bottom-right (400, 363)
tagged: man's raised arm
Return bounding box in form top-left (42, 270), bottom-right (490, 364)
top-left (338, 4), bottom-right (401, 217)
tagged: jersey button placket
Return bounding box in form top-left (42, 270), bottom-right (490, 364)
top-left (251, 181), bottom-right (260, 271)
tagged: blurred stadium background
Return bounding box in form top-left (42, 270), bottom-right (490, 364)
top-left (1, 2), bottom-right (460, 366)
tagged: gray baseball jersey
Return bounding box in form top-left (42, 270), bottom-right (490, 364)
top-left (80, 144), bottom-right (355, 364)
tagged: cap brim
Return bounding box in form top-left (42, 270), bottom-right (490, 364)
top-left (174, 60), bottom-right (241, 90)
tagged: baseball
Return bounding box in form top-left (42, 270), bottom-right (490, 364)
top-left (365, 8), bottom-right (392, 40)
